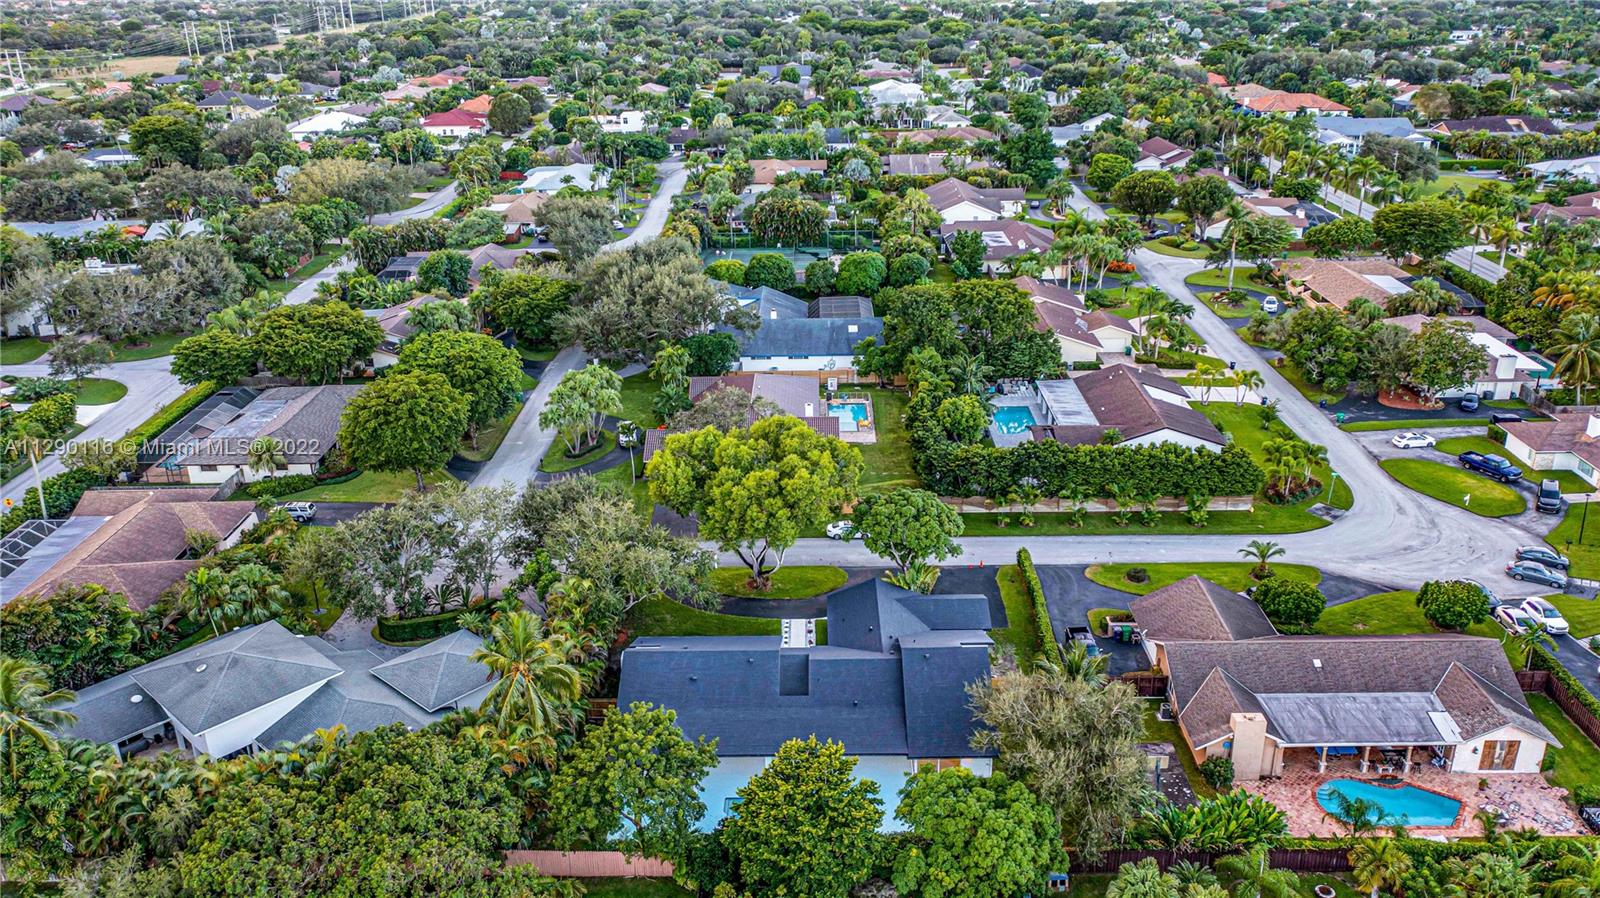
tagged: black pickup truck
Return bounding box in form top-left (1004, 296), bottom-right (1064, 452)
top-left (1458, 451), bottom-right (1523, 483)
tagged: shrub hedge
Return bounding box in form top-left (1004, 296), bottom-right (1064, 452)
top-left (122, 380), bottom-right (218, 449)
top-left (1531, 645), bottom-right (1600, 721)
top-left (1016, 548), bottom-right (1059, 663)
top-left (0, 470), bottom-right (105, 537)
top-left (240, 474), bottom-right (320, 500)
top-left (914, 437), bottom-right (1265, 500)
top-left (376, 604), bottom-right (480, 643)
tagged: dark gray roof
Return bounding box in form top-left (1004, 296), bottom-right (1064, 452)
top-left (369, 629), bottom-right (491, 712)
top-left (128, 621), bottom-right (341, 735)
top-left (735, 316), bottom-right (883, 359)
top-left (61, 668), bottom-right (171, 745)
top-left (258, 643), bottom-right (437, 748)
top-left (1312, 115), bottom-right (1424, 139)
top-left (178, 385), bottom-right (361, 467)
top-left (809, 295), bottom-right (874, 318)
top-left (618, 580), bottom-right (994, 757)
top-left (196, 91), bottom-right (276, 111)
top-left (1129, 575), bottom-right (1278, 642)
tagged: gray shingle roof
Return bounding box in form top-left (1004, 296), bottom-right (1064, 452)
top-left (258, 644), bottom-right (438, 748)
top-left (619, 580), bottom-right (994, 757)
top-left (178, 385), bottom-right (361, 467)
top-left (369, 629), bottom-right (491, 712)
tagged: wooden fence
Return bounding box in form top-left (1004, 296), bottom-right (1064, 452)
top-left (1520, 670), bottom-right (1600, 749)
top-left (1070, 848), bottom-right (1351, 875)
top-left (504, 851), bottom-right (675, 878)
top-left (1120, 673), bottom-right (1170, 697)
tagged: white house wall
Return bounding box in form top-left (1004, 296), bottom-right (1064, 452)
top-left (937, 201), bottom-right (1002, 223)
top-left (1448, 725), bottom-right (1549, 774)
top-left (185, 462), bottom-right (317, 485)
top-left (738, 354), bottom-right (857, 373)
top-left (187, 678), bottom-right (336, 758)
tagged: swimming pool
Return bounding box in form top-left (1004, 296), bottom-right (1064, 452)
top-left (992, 406), bottom-right (1038, 435)
top-left (1316, 779), bottom-right (1462, 827)
top-left (828, 401), bottom-right (869, 433)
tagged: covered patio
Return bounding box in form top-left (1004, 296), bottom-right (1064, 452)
top-left (1253, 689), bottom-right (1466, 778)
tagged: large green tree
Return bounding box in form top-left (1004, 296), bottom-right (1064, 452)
top-left (473, 270), bottom-right (578, 346)
top-left (1372, 200), bottom-right (1466, 263)
top-left (487, 91), bottom-right (533, 135)
top-left (0, 584), bottom-right (142, 691)
top-left (338, 370), bottom-right (469, 491)
top-left (539, 362), bottom-right (622, 455)
top-left (565, 237), bottom-right (744, 362)
top-left (721, 737), bottom-right (883, 898)
top-left (648, 416), bottom-right (863, 589)
top-left (170, 329), bottom-right (260, 386)
top-left (852, 488), bottom-right (964, 574)
top-left (539, 194), bottom-right (616, 262)
top-left (397, 330), bottom-right (522, 445)
top-left (547, 702), bottom-right (718, 864)
top-left (893, 768), bottom-right (1061, 898)
top-left (1175, 174), bottom-right (1233, 239)
top-left (254, 301), bottom-right (383, 384)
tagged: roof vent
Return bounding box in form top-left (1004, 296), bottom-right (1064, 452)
top-left (129, 694), bottom-right (143, 703)
top-left (194, 663), bottom-right (207, 673)
top-left (1312, 659), bottom-right (1322, 669)
top-left (689, 675), bottom-right (698, 681)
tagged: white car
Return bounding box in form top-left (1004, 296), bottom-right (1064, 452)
top-left (1260, 296), bottom-right (1281, 314)
top-left (1494, 605), bottom-right (1537, 633)
top-left (826, 520), bottom-right (862, 540)
top-left (1390, 432), bottom-right (1437, 449)
top-left (1520, 597), bottom-right (1571, 635)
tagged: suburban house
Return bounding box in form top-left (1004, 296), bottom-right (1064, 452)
top-left (421, 108), bottom-right (488, 140)
top-left (595, 110), bottom-right (647, 133)
top-left (1277, 257), bottom-right (1438, 311)
top-left (666, 127), bottom-right (700, 152)
top-left (1382, 314), bottom-right (1543, 401)
top-left (1, 487), bottom-right (257, 612)
top-left (922, 106), bottom-right (975, 129)
top-left (516, 163), bottom-right (599, 193)
top-left (381, 83), bottom-right (432, 104)
top-left (1528, 155), bottom-right (1600, 182)
top-left (1049, 112), bottom-right (1117, 146)
top-left (0, 93), bottom-right (56, 123)
top-left (1529, 190), bottom-right (1600, 224)
top-left (1016, 276), bottom-right (1139, 363)
top-left (176, 385), bottom-right (363, 485)
top-left (886, 152), bottom-right (990, 176)
top-left (295, 80), bottom-right (340, 101)
top-left (721, 284), bottom-right (884, 374)
top-left (1431, 115), bottom-right (1562, 136)
top-left (865, 78), bottom-right (925, 107)
top-left (59, 622), bottom-right (493, 760)
top-left (898, 125), bottom-right (994, 144)
top-left (195, 91), bottom-right (277, 121)
top-left (457, 94), bottom-right (494, 117)
top-left (1234, 88), bottom-right (1350, 116)
top-left (1311, 115), bottom-right (1433, 155)
top-left (362, 296), bottom-right (470, 369)
top-left (938, 220), bottom-right (1062, 277)
top-left (748, 158), bottom-right (828, 190)
top-left (640, 372), bottom-right (843, 463)
top-left (617, 579), bottom-right (996, 831)
top-left (758, 63), bottom-right (812, 86)
top-left (1028, 366), bottom-right (1227, 450)
top-left (925, 177), bottom-right (1026, 223)
top-left (1204, 196), bottom-right (1338, 239)
top-left (1135, 137), bottom-right (1195, 171)
top-left (1133, 577), bottom-right (1558, 779)
top-left (81, 147), bottom-right (141, 168)
top-left (1497, 413), bottom-right (1600, 488)
top-left (287, 109), bottom-right (369, 139)
top-left (377, 254), bottom-right (426, 282)
top-left (489, 192), bottom-right (549, 234)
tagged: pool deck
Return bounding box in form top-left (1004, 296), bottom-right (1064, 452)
top-left (827, 397), bottom-right (876, 444)
top-left (989, 394), bottom-right (1046, 448)
top-left (1241, 759), bottom-right (1580, 836)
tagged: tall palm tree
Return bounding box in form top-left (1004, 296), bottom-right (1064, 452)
top-left (6, 420), bottom-right (53, 519)
top-left (1550, 312), bottom-right (1600, 405)
top-left (1216, 847), bottom-right (1300, 898)
top-left (1238, 540), bottom-right (1286, 578)
top-left (247, 438), bottom-right (287, 477)
top-left (473, 610), bottom-right (584, 738)
top-left (0, 658), bottom-right (77, 778)
top-left (1346, 157), bottom-right (1383, 218)
top-left (1463, 204), bottom-right (1496, 276)
top-left (1350, 839), bottom-right (1413, 898)
top-left (1234, 369), bottom-right (1264, 406)
top-left (1505, 621), bottom-right (1558, 672)
top-left (226, 563), bottom-right (289, 626)
top-left (1217, 199), bottom-right (1250, 290)
top-left (178, 566), bottom-right (241, 638)
top-left (1489, 217), bottom-right (1521, 270)
top-left (1055, 642), bottom-right (1109, 685)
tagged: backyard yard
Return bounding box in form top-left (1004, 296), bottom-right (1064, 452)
top-left (1313, 590), bottom-right (1525, 667)
top-left (624, 596), bottom-right (826, 641)
top-left (281, 469), bottom-right (456, 502)
top-left (1528, 693), bottom-right (1600, 797)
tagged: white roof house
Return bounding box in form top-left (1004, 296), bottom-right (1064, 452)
top-left (1528, 155), bottom-right (1600, 181)
top-left (288, 109), bottom-right (369, 138)
top-left (517, 163), bottom-right (599, 193)
top-left (866, 78), bottom-right (925, 107)
top-left (595, 110), bottom-right (646, 133)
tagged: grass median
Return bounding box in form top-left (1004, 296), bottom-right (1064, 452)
top-left (1379, 458), bottom-right (1525, 517)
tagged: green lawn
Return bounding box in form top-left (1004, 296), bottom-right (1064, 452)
top-left (540, 431), bottom-right (616, 473)
top-left (281, 469), bottom-right (455, 502)
top-left (576, 879), bottom-right (692, 898)
top-left (69, 377), bottom-right (128, 405)
top-left (1379, 458), bottom-right (1526, 517)
top-left (1273, 359), bottom-right (1343, 405)
top-left (618, 371), bottom-right (662, 429)
top-left (1184, 267), bottom-right (1274, 292)
top-left (1087, 562), bottom-right (1321, 595)
top-left (0, 336), bottom-right (49, 364)
top-left (1546, 506), bottom-right (1600, 579)
top-left (1144, 703), bottom-right (1218, 800)
top-left (1143, 238), bottom-right (1210, 258)
top-left (263, 249), bottom-right (343, 296)
top-left (854, 386), bottom-right (919, 493)
top-left (1437, 436), bottom-right (1592, 492)
top-left (1528, 693), bottom-right (1600, 796)
top-left (624, 596), bottom-right (828, 641)
top-left (591, 459), bottom-right (653, 517)
top-left (110, 333), bottom-right (187, 361)
top-left (1341, 417), bottom-right (1492, 432)
top-left (1197, 402), bottom-right (1356, 514)
top-left (931, 260), bottom-right (959, 283)
top-left (708, 565), bottom-right (847, 599)
top-left (1315, 590), bottom-right (1524, 667)
top-left (1547, 594), bottom-right (1600, 639)
top-left (1418, 173), bottom-right (1488, 198)
top-left (992, 565), bottom-right (1042, 666)
top-left (1535, 470), bottom-right (1595, 494)
top-left (456, 401), bottom-right (525, 463)
top-left (514, 340), bottom-right (559, 362)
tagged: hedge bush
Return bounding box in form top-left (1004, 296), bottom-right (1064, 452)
top-left (0, 469), bottom-right (105, 537)
top-left (376, 604), bottom-right (478, 643)
top-left (7, 376), bottom-right (72, 402)
top-left (1531, 645), bottom-right (1600, 721)
top-left (240, 474), bottom-right (320, 500)
top-left (1017, 548), bottom-right (1059, 664)
top-left (913, 436), bottom-right (1265, 501)
top-left (9, 391), bottom-right (78, 439)
top-left (122, 380), bottom-right (218, 449)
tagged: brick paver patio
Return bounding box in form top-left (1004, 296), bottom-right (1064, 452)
top-left (1238, 755), bottom-right (1580, 837)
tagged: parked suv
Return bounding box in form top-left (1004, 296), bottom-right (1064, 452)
top-left (1537, 480), bottom-right (1566, 515)
top-left (279, 502), bottom-right (317, 523)
top-left (1458, 451), bottom-right (1522, 482)
top-left (1458, 394), bottom-right (1481, 412)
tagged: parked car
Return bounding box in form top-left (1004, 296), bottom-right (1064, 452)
top-left (1390, 432), bottom-right (1437, 449)
top-left (1260, 296), bottom-right (1281, 314)
top-left (1463, 578), bottom-right (1501, 608)
top-left (1537, 479), bottom-right (1566, 515)
top-left (1489, 412), bottom-right (1524, 425)
top-left (1520, 597), bottom-right (1571, 635)
top-left (1494, 605), bottom-right (1538, 632)
top-left (1516, 545), bottom-right (1570, 570)
top-left (1506, 561), bottom-right (1568, 589)
top-left (278, 502), bottom-right (317, 523)
top-left (1458, 451), bottom-right (1522, 482)
top-left (1065, 626), bottom-right (1102, 656)
top-left (1029, 199), bottom-right (1042, 209)
top-left (825, 520), bottom-right (862, 540)
top-left (1458, 394), bottom-right (1481, 412)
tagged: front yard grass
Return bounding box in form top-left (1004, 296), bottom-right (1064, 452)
top-left (1143, 237), bottom-right (1210, 258)
top-left (110, 332), bottom-right (187, 361)
top-left (1198, 401), bottom-right (1356, 514)
top-left (0, 336), bottom-right (50, 364)
top-left (1546, 506), bottom-right (1600, 579)
top-left (618, 371), bottom-right (661, 429)
top-left (263, 249), bottom-right (343, 296)
top-left (539, 431), bottom-right (616, 474)
top-left (69, 377), bottom-right (128, 405)
top-left (1143, 703), bottom-right (1219, 800)
top-left (514, 339), bottom-right (559, 362)
top-left (281, 468), bottom-right (455, 502)
top-left (1438, 436), bottom-right (1592, 492)
top-left (1315, 590), bottom-right (1523, 667)
top-left (708, 565), bottom-right (846, 599)
top-left (1527, 692), bottom-right (1600, 796)
top-left (456, 401), bottom-right (525, 463)
top-left (1342, 417), bottom-right (1492, 432)
top-left (992, 565), bottom-right (1042, 667)
top-left (1547, 594), bottom-right (1600, 639)
top-left (1379, 458), bottom-right (1526, 517)
top-left (1184, 267), bottom-right (1274, 292)
top-left (1087, 562), bottom-right (1321, 595)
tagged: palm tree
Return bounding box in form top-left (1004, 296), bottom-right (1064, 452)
top-left (0, 658), bottom-right (77, 778)
top-left (1346, 157), bottom-right (1383, 217)
top-left (1549, 843), bottom-right (1600, 898)
top-left (473, 610), bottom-right (584, 738)
top-left (1550, 312), bottom-right (1600, 405)
top-left (1217, 199), bottom-right (1250, 290)
top-left (1350, 839), bottom-right (1413, 898)
top-left (5, 420), bottom-right (53, 519)
top-left (1505, 621), bottom-right (1558, 672)
top-left (177, 566), bottom-right (241, 638)
top-left (1106, 857), bottom-right (1180, 898)
top-left (1055, 642), bottom-right (1109, 685)
top-left (1216, 847), bottom-right (1300, 898)
top-left (1238, 540), bottom-right (1286, 579)
top-left (1489, 217), bottom-right (1521, 270)
top-left (226, 563), bottom-right (289, 625)
top-left (247, 438), bottom-right (287, 477)
top-left (1234, 369), bottom-right (1264, 406)
top-left (1463, 204), bottom-right (1496, 276)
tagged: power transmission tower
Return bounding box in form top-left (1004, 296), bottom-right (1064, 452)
top-left (218, 22), bottom-right (235, 54)
top-left (181, 22), bottom-right (201, 59)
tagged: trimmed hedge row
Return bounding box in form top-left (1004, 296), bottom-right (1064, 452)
top-left (240, 474), bottom-right (319, 500)
top-left (376, 604), bottom-right (479, 643)
top-left (914, 438), bottom-right (1266, 501)
top-left (0, 469), bottom-right (105, 537)
top-left (1531, 644), bottom-right (1600, 720)
top-left (1437, 158), bottom-right (1505, 172)
top-left (1017, 548), bottom-right (1059, 664)
top-left (124, 380), bottom-right (218, 449)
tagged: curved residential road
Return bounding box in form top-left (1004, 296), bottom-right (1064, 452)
top-left (760, 246), bottom-right (1536, 596)
top-left (0, 356), bottom-right (184, 507)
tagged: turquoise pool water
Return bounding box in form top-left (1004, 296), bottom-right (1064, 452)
top-left (1316, 779), bottom-right (1461, 827)
top-left (828, 402), bottom-right (869, 422)
top-left (992, 406), bottom-right (1038, 435)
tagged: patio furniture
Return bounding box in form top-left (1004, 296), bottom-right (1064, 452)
top-left (1376, 763), bottom-right (1396, 775)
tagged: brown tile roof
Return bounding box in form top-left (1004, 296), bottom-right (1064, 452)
top-left (1242, 92), bottom-right (1349, 114)
top-left (1054, 366), bottom-right (1224, 445)
top-left (923, 177), bottom-right (1025, 214)
top-left (1276, 257), bottom-right (1411, 310)
top-left (492, 192), bottom-right (548, 223)
top-left (1031, 298), bottom-right (1135, 348)
top-left (886, 153), bottom-right (990, 176)
top-left (899, 126), bottom-right (995, 143)
top-left (1130, 575), bottom-right (1278, 643)
top-left (937, 220), bottom-right (1056, 260)
top-left (1138, 137), bottom-right (1194, 167)
top-left (1013, 277), bottom-right (1084, 309)
top-left (1500, 412), bottom-right (1600, 470)
top-left (749, 159), bottom-right (828, 185)
top-left (688, 373), bottom-right (822, 419)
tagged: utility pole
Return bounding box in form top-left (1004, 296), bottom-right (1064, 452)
top-left (218, 22), bottom-right (235, 55)
top-left (181, 22), bottom-right (201, 59)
